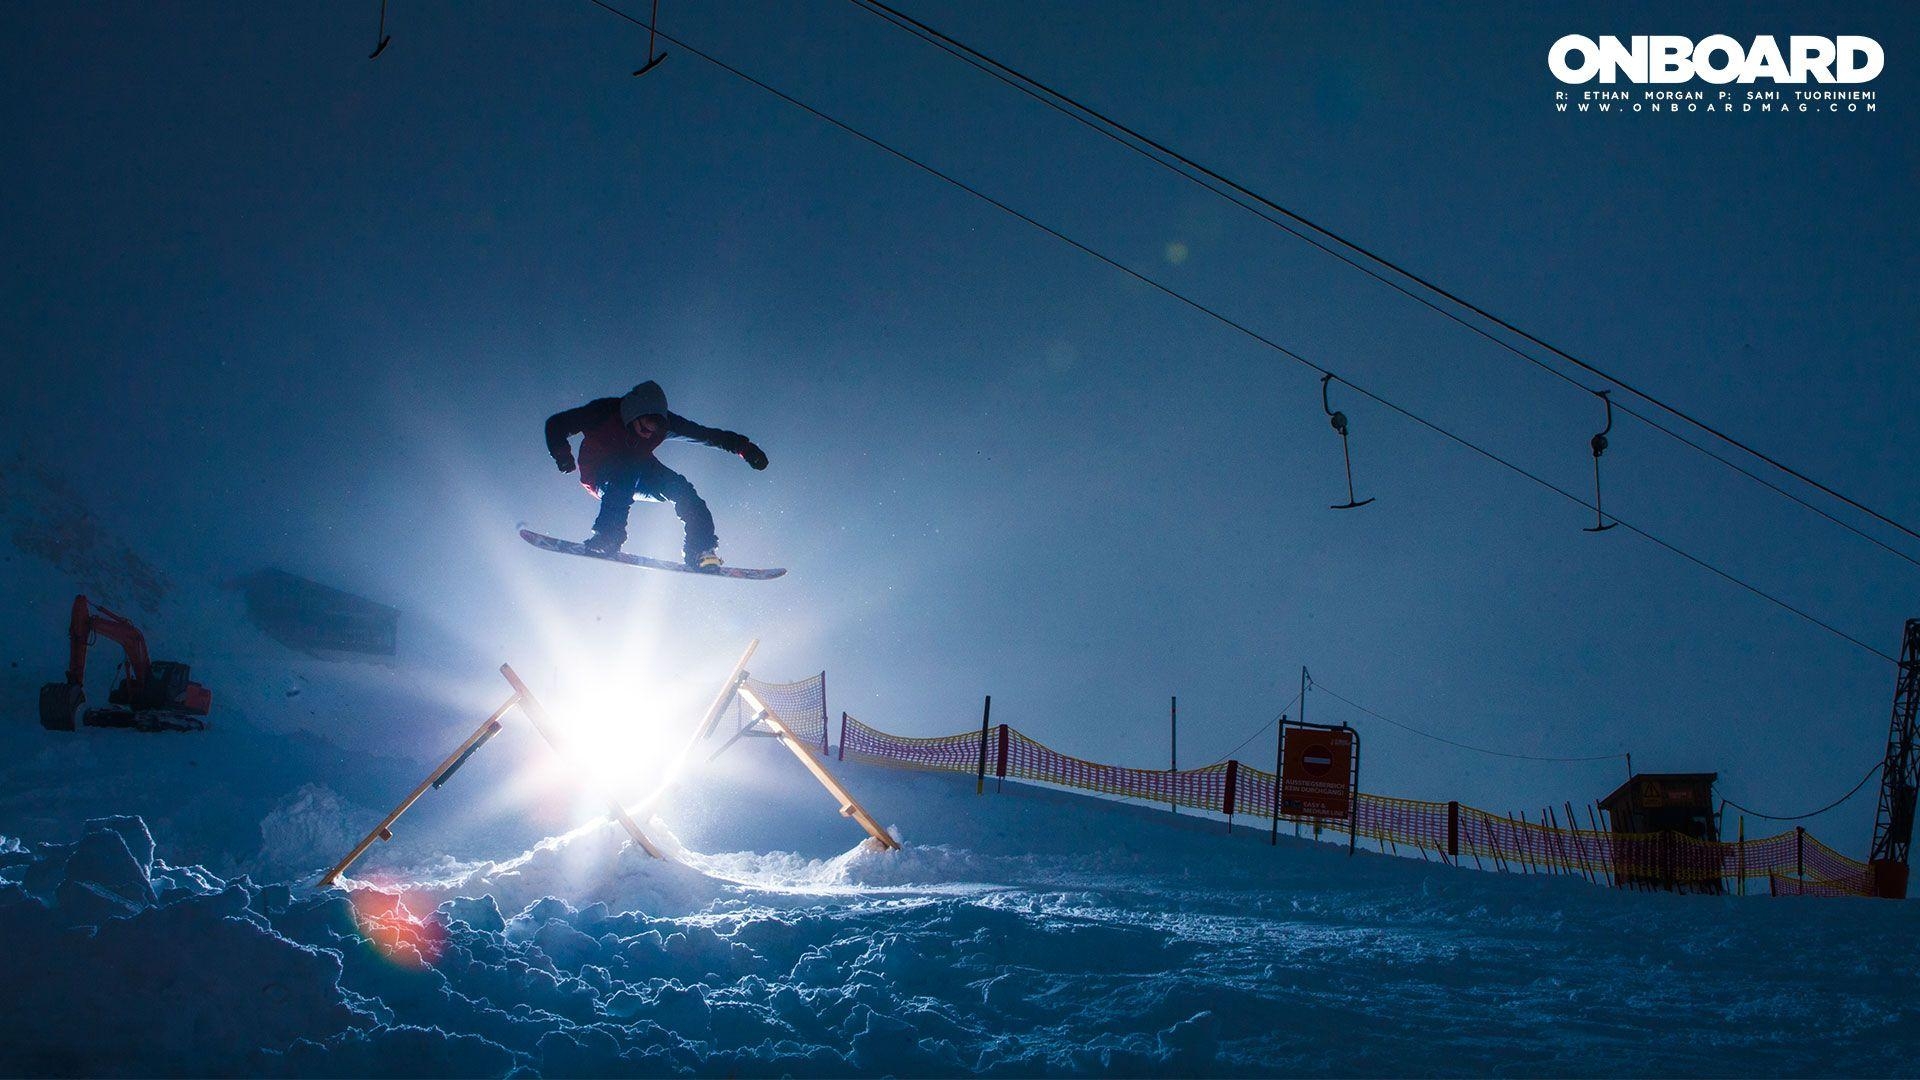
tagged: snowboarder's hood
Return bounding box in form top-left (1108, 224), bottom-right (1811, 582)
top-left (619, 381), bottom-right (669, 426)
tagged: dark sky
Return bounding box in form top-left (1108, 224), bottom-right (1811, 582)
top-left (4, 2), bottom-right (1916, 846)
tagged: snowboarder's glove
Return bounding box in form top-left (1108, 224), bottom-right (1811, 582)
top-left (555, 454), bottom-right (577, 474)
top-left (740, 442), bottom-right (769, 471)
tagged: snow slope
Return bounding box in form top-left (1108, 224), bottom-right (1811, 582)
top-left (3, 464), bottom-right (1916, 1077)
top-left (4, 733), bottom-right (1917, 1078)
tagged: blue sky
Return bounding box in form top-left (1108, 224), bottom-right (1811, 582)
top-left (4, 1), bottom-right (1915, 848)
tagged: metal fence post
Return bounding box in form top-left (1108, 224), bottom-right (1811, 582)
top-left (1223, 759), bottom-right (1239, 833)
top-left (976, 695), bottom-right (991, 795)
top-left (996, 723), bottom-right (1009, 792)
top-left (1270, 716), bottom-right (1287, 847)
top-left (1738, 814), bottom-right (1746, 896)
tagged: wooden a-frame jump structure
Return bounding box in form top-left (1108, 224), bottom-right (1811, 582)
top-left (651, 640), bottom-right (898, 850)
top-left (318, 643), bottom-right (895, 887)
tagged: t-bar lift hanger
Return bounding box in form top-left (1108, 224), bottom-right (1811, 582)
top-left (1584, 390), bottom-right (1617, 533)
top-left (632, 0), bottom-right (669, 76)
top-left (1322, 375), bottom-right (1375, 510)
top-left (368, 0), bottom-right (391, 59)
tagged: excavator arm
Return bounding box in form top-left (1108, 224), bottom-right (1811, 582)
top-left (40, 594), bottom-right (208, 732)
top-left (64, 595), bottom-right (151, 687)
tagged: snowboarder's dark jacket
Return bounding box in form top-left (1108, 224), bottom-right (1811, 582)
top-left (545, 384), bottom-right (751, 490)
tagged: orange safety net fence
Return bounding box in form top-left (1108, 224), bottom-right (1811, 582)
top-left (838, 713), bottom-right (1877, 897)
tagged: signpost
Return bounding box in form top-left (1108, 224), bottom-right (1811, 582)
top-left (1278, 720), bottom-right (1360, 855)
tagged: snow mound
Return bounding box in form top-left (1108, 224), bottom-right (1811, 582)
top-left (0, 815), bottom-right (1226, 1077)
top-left (398, 817), bottom-right (726, 918)
top-left (5, 740), bottom-right (1920, 1078)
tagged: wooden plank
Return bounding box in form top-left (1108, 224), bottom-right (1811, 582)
top-left (317, 694), bottom-right (518, 887)
top-left (738, 684), bottom-right (901, 851)
top-left (637, 639), bottom-right (760, 814)
top-left (499, 664), bottom-right (666, 860)
top-left (693, 639), bottom-right (760, 743)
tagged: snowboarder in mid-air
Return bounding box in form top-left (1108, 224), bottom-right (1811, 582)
top-left (544, 381), bottom-right (767, 569)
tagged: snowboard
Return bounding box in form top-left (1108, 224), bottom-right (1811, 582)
top-left (519, 528), bottom-right (787, 580)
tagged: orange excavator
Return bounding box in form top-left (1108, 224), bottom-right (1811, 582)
top-left (39, 595), bottom-right (212, 733)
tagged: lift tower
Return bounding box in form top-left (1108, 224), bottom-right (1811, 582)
top-left (1869, 620), bottom-right (1920, 899)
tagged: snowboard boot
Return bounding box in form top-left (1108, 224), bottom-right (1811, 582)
top-left (688, 547), bottom-right (723, 570)
top-left (583, 529), bottom-right (627, 554)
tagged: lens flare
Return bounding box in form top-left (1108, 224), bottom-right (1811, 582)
top-left (346, 887), bottom-right (445, 969)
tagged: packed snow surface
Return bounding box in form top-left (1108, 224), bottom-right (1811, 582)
top-left (3, 737), bottom-right (1917, 1078)
top-left (0, 495), bottom-right (1911, 1075)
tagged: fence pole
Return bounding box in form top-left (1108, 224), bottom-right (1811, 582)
top-left (1544, 807), bottom-right (1563, 876)
top-left (818, 670), bottom-right (829, 755)
top-left (1566, 801), bottom-right (1595, 884)
top-left (838, 712), bottom-right (847, 761)
top-left (1447, 801), bottom-right (1459, 862)
top-left (1511, 813), bottom-right (1532, 874)
top-left (1169, 695), bottom-right (1178, 814)
top-left (1270, 715), bottom-right (1287, 846)
top-left (1223, 759), bottom-right (1239, 834)
top-left (1663, 829), bottom-right (1674, 893)
top-left (1348, 726), bottom-right (1360, 857)
top-left (1486, 811), bottom-right (1508, 873)
top-left (1543, 807), bottom-right (1559, 876)
top-left (976, 695), bottom-right (992, 795)
top-left (1587, 803), bottom-right (1613, 887)
top-left (1556, 803), bottom-right (1570, 877)
top-left (996, 723), bottom-right (1009, 793)
top-left (1738, 814), bottom-right (1746, 896)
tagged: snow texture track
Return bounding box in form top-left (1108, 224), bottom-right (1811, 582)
top-left (4, 740), bottom-right (1918, 1077)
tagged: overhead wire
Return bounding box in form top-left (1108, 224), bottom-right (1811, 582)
top-left (846, 0), bottom-right (1920, 553)
top-left (1310, 679), bottom-right (1628, 764)
top-left (1720, 761), bottom-right (1884, 821)
top-left (1208, 690), bottom-right (1302, 766)
top-left (578, 0), bottom-right (1895, 664)
top-left (845, 0), bottom-right (1920, 572)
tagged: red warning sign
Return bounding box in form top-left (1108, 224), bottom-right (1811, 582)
top-left (1280, 724), bottom-right (1354, 819)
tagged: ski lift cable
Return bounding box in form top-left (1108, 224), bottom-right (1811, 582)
top-left (577, 1), bottom-right (1897, 665)
top-left (1310, 680), bottom-right (1627, 764)
top-left (1720, 760), bottom-right (1883, 822)
top-left (844, 0), bottom-right (1920, 573)
top-left (852, 0), bottom-right (1920, 573)
top-left (1208, 689), bottom-right (1303, 767)
top-left (844, 0), bottom-right (1920, 554)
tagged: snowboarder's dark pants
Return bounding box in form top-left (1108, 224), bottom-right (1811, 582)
top-left (592, 458), bottom-right (717, 558)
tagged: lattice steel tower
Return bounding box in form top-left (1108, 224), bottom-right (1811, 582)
top-left (1869, 619), bottom-right (1920, 897)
